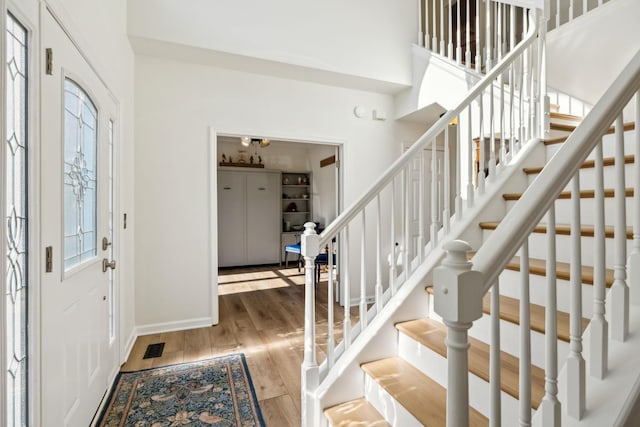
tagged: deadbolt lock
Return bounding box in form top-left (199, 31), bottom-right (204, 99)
top-left (102, 237), bottom-right (112, 251)
top-left (102, 259), bottom-right (116, 273)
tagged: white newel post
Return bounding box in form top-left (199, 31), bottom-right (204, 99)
top-left (434, 240), bottom-right (484, 427)
top-left (301, 222), bottom-right (320, 427)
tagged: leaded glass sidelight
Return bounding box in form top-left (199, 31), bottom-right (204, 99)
top-left (5, 13), bottom-right (28, 427)
top-left (63, 79), bottom-right (98, 270)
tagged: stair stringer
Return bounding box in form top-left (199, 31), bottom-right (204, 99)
top-left (532, 303), bottom-right (640, 427)
top-left (317, 136), bottom-right (547, 418)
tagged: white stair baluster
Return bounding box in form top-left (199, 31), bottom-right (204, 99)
top-left (360, 211), bottom-right (367, 328)
top-left (490, 280), bottom-right (502, 427)
top-left (444, 125), bottom-right (451, 232)
top-left (455, 116), bottom-right (463, 220)
top-left (431, 140), bottom-right (440, 246)
top-left (591, 140), bottom-right (608, 379)
top-left (520, 239), bottom-right (532, 427)
top-left (475, 0), bottom-right (481, 72)
top-left (390, 180), bottom-right (397, 295)
top-left (489, 85), bottom-right (497, 180)
top-left (401, 165), bottom-right (411, 274)
top-left (569, 0), bottom-right (575, 21)
top-left (540, 205), bottom-right (560, 426)
top-left (440, 0), bottom-right (445, 55)
top-left (418, 0), bottom-right (424, 47)
top-left (343, 226), bottom-right (351, 349)
top-left (567, 176), bottom-right (586, 419)
top-left (631, 92), bottom-right (640, 305)
top-left (467, 106), bottom-right (475, 208)
top-left (611, 115), bottom-right (630, 341)
top-left (485, 0), bottom-right (492, 70)
top-left (456, 0), bottom-right (462, 63)
top-left (433, 0), bottom-right (438, 54)
top-left (375, 195), bottom-right (383, 315)
top-left (509, 5), bottom-right (516, 159)
top-left (478, 93), bottom-right (486, 194)
top-left (327, 237), bottom-right (335, 368)
top-left (419, 149), bottom-right (426, 259)
top-left (465, 0), bottom-right (471, 67)
top-left (425, 0), bottom-right (430, 49)
top-left (404, 165), bottom-right (412, 272)
top-left (448, 0), bottom-right (453, 60)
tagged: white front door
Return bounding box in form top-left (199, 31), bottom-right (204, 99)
top-left (40, 10), bottom-right (117, 426)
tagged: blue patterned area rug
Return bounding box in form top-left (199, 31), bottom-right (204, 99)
top-left (97, 353), bottom-right (265, 426)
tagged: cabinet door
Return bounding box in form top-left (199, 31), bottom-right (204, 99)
top-left (246, 172), bottom-right (280, 264)
top-left (218, 172), bottom-right (246, 267)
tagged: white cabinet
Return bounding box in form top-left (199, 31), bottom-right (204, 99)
top-left (218, 169), bottom-right (280, 267)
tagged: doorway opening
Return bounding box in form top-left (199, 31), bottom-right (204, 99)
top-left (215, 135), bottom-right (342, 298)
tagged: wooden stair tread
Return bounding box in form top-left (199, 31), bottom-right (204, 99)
top-left (550, 122), bottom-right (579, 132)
top-left (424, 287), bottom-right (588, 343)
top-left (544, 122), bottom-right (635, 144)
top-left (324, 398), bottom-right (390, 427)
top-left (505, 255), bottom-right (614, 287)
top-left (503, 187), bottom-right (633, 200)
top-left (549, 112), bottom-right (583, 122)
top-left (481, 293), bottom-right (588, 342)
top-left (395, 319), bottom-right (545, 409)
top-left (479, 221), bottom-right (633, 239)
top-left (361, 356), bottom-right (488, 427)
top-left (523, 154), bottom-right (635, 175)
top-left (544, 136), bottom-right (569, 145)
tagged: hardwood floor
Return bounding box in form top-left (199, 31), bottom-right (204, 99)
top-left (123, 265), bottom-right (357, 426)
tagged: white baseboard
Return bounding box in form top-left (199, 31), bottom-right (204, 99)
top-left (121, 329), bottom-right (138, 365)
top-left (134, 317), bottom-right (215, 336)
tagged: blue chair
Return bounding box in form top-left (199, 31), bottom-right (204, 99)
top-left (284, 243), bottom-right (302, 271)
top-left (314, 252), bottom-right (337, 284)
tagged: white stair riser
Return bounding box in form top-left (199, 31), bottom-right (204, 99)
top-left (506, 196), bottom-right (634, 226)
top-left (496, 269), bottom-right (596, 319)
top-left (545, 128), bottom-right (636, 161)
top-left (363, 373), bottom-right (424, 427)
top-left (397, 332), bottom-right (523, 422)
top-left (429, 296), bottom-right (570, 370)
top-left (526, 162), bottom-right (636, 189)
top-left (481, 228), bottom-right (633, 268)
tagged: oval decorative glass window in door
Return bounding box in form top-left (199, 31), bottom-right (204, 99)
top-left (63, 78), bottom-right (98, 270)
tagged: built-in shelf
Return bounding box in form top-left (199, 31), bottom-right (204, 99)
top-left (281, 172), bottom-right (312, 263)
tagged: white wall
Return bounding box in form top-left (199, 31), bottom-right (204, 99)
top-left (547, 0), bottom-right (640, 105)
top-left (10, 0), bottom-right (136, 361)
top-left (127, 0), bottom-right (417, 87)
top-left (134, 54), bottom-right (424, 329)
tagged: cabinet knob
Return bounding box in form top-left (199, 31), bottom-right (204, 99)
top-left (223, 186), bottom-right (232, 190)
top-left (258, 187), bottom-right (266, 191)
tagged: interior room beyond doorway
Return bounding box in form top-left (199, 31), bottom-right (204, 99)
top-left (216, 135), bottom-right (340, 279)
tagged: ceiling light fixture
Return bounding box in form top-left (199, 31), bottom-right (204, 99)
top-left (240, 137), bottom-right (271, 148)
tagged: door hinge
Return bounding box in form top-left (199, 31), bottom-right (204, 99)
top-left (45, 48), bottom-right (53, 75)
top-left (336, 159), bottom-right (341, 169)
top-left (45, 246), bottom-right (53, 272)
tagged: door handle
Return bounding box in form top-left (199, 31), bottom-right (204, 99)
top-left (102, 259), bottom-right (116, 273)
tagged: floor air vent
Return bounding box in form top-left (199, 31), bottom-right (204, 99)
top-left (143, 343), bottom-right (165, 359)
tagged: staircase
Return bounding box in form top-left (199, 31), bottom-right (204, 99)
top-left (300, 1), bottom-right (640, 425)
top-left (322, 109), bottom-right (638, 425)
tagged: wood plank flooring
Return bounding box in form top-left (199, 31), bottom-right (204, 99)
top-left (123, 265), bottom-right (359, 426)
